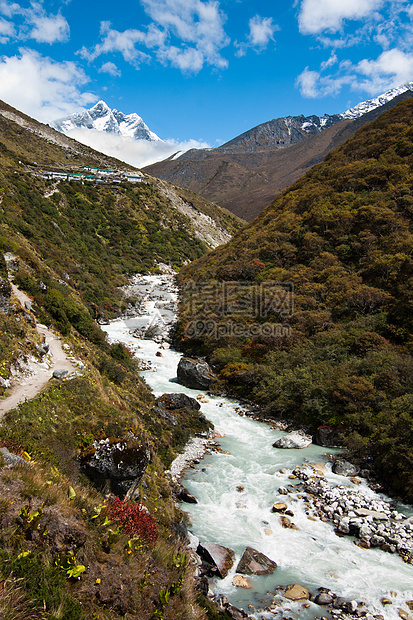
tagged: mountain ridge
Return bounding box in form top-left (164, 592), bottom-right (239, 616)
top-left (145, 84), bottom-right (413, 220)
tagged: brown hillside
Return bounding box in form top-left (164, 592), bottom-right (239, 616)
top-left (145, 90), bottom-right (413, 221)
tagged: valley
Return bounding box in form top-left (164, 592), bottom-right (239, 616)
top-left (0, 91), bottom-right (412, 620)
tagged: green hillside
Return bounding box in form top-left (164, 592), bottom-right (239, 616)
top-left (0, 104), bottom-right (241, 619)
top-left (176, 98), bottom-right (413, 503)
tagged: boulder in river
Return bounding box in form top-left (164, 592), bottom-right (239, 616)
top-left (236, 546), bottom-right (277, 575)
top-left (232, 574), bottom-right (252, 588)
top-left (272, 432), bottom-right (312, 449)
top-left (177, 357), bottom-right (215, 390)
top-left (197, 542), bottom-right (235, 578)
top-left (284, 584), bottom-right (310, 601)
top-left (332, 458), bottom-right (359, 477)
top-left (178, 487), bottom-right (198, 504)
top-left (314, 590), bottom-right (335, 605)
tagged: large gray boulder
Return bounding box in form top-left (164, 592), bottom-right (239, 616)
top-left (156, 392), bottom-right (201, 411)
top-left (236, 547), bottom-right (277, 575)
top-left (332, 458), bottom-right (359, 477)
top-left (177, 357), bottom-right (215, 390)
top-left (80, 436), bottom-right (150, 497)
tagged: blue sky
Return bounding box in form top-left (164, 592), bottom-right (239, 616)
top-left (0, 0), bottom-right (412, 164)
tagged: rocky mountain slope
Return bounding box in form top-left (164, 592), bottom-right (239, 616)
top-left (145, 85), bottom-right (413, 220)
top-left (53, 100), bottom-right (162, 142)
top-left (176, 97), bottom-right (413, 503)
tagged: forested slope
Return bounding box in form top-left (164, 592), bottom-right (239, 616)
top-left (176, 98), bottom-right (413, 502)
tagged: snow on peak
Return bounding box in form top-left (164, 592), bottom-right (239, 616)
top-left (52, 101), bottom-right (163, 143)
top-left (341, 82), bottom-right (413, 120)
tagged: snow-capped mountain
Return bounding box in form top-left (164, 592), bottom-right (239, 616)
top-left (52, 101), bottom-right (163, 143)
top-left (341, 82), bottom-right (413, 120)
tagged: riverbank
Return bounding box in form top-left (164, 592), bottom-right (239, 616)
top-left (103, 274), bottom-right (413, 620)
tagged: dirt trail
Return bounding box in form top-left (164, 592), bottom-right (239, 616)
top-left (0, 285), bottom-right (77, 418)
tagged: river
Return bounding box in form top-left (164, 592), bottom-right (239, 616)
top-left (102, 274), bottom-right (413, 620)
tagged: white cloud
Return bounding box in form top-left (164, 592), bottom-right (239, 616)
top-left (320, 51), bottom-right (338, 70)
top-left (0, 49), bottom-right (95, 121)
top-left (0, 16), bottom-right (15, 42)
top-left (355, 48), bottom-right (413, 93)
top-left (28, 11), bottom-right (69, 44)
top-left (0, 1), bottom-right (70, 44)
top-left (248, 15), bottom-right (276, 48)
top-left (296, 47), bottom-right (413, 99)
top-left (157, 45), bottom-right (204, 72)
top-left (235, 14), bottom-right (277, 57)
top-left (80, 22), bottom-right (152, 65)
top-left (295, 67), bottom-right (320, 97)
top-left (61, 127), bottom-right (210, 168)
top-left (298, 0), bottom-right (382, 35)
top-left (99, 61), bottom-right (121, 77)
top-left (81, 0), bottom-right (229, 73)
top-left (296, 65), bottom-right (352, 97)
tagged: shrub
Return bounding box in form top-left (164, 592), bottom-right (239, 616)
top-left (105, 497), bottom-right (158, 545)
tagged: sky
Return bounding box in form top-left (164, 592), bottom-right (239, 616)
top-left (0, 0), bottom-right (412, 166)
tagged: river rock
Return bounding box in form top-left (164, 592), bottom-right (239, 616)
top-left (314, 591), bottom-right (335, 605)
top-left (284, 584), bottom-right (310, 601)
top-left (178, 487), bottom-right (198, 504)
top-left (280, 516), bottom-right (293, 528)
top-left (355, 508), bottom-right (387, 520)
top-left (272, 432), bottom-right (312, 449)
top-left (332, 458), bottom-right (359, 477)
top-left (177, 357), bottom-right (215, 390)
top-left (156, 392), bottom-right (201, 411)
top-left (272, 502), bottom-right (288, 513)
top-left (236, 546), bottom-right (277, 575)
top-left (80, 436), bottom-right (150, 497)
top-left (197, 542), bottom-right (235, 578)
top-left (232, 574), bottom-right (252, 588)
top-left (0, 277), bottom-right (11, 314)
top-left (226, 604), bottom-right (249, 619)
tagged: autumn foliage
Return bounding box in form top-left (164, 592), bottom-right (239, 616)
top-left (106, 497), bottom-right (158, 545)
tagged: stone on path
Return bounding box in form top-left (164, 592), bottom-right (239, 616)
top-left (53, 369), bottom-right (69, 379)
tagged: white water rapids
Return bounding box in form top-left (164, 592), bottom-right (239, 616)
top-left (102, 275), bottom-right (412, 620)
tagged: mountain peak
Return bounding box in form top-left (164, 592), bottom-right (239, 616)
top-left (52, 102), bottom-right (163, 143)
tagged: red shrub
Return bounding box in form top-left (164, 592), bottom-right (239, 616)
top-left (105, 497), bottom-right (158, 545)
